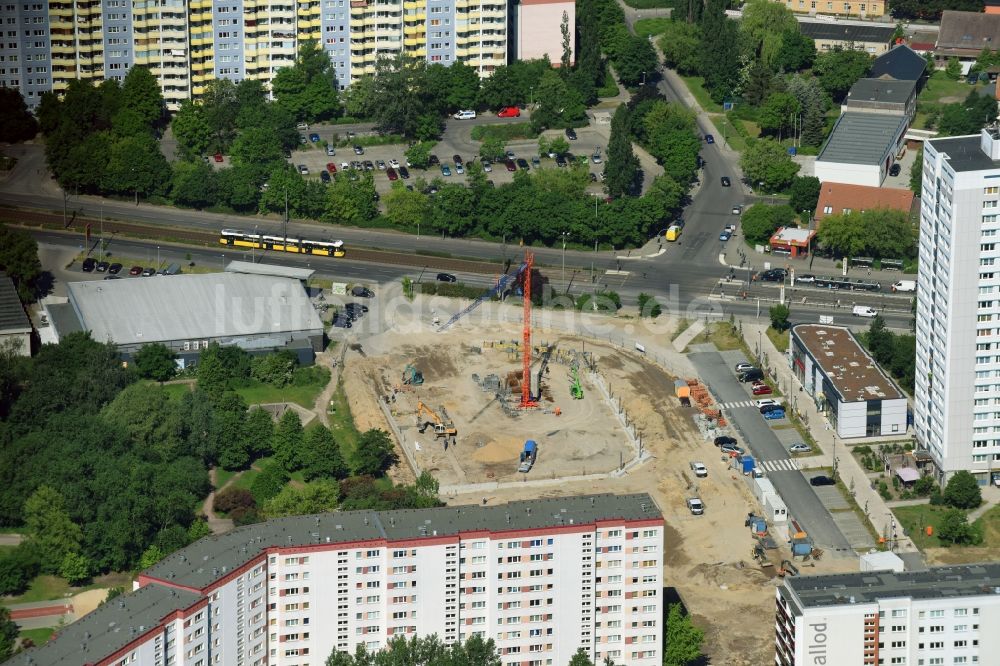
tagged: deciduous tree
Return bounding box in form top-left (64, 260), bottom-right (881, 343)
top-left (0, 88), bottom-right (38, 142)
top-left (943, 471), bottom-right (982, 510)
top-left (169, 159), bottom-right (218, 210)
top-left (739, 0), bottom-right (799, 70)
top-left (605, 104), bottom-right (640, 198)
top-left (353, 429), bottom-right (399, 476)
top-left (664, 603), bottom-right (705, 666)
top-left (274, 408), bottom-right (305, 472)
top-left (261, 480), bottom-right (340, 518)
top-left (23, 485), bottom-right (83, 574)
top-left (385, 183), bottom-right (430, 229)
top-left (788, 176), bottom-right (821, 216)
top-left (741, 204), bottom-right (795, 245)
top-left (814, 47), bottom-right (872, 101)
top-left (657, 21), bottom-right (702, 75)
top-left (0, 607), bottom-right (17, 662)
top-left (740, 139), bottom-right (800, 192)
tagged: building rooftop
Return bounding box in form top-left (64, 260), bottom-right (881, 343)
top-left (869, 45), bottom-right (927, 81)
top-left (6, 583), bottom-right (203, 666)
top-left (64, 273), bottom-right (323, 347)
top-left (937, 10), bottom-right (1000, 53)
top-left (792, 324), bottom-right (903, 403)
top-left (225, 260), bottom-right (315, 281)
top-left (814, 182), bottom-right (914, 223)
top-left (142, 493), bottom-right (662, 591)
top-left (770, 227), bottom-right (816, 246)
top-left (0, 273), bottom-right (30, 334)
top-left (798, 21), bottom-right (895, 45)
top-left (786, 563), bottom-right (1000, 609)
top-left (929, 133), bottom-right (1000, 173)
top-left (817, 112), bottom-right (908, 166)
top-left (846, 78), bottom-right (917, 107)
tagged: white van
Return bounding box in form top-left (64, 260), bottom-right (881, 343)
top-left (453, 110), bottom-right (477, 120)
top-left (892, 280), bottom-right (916, 293)
top-left (853, 306), bottom-right (878, 318)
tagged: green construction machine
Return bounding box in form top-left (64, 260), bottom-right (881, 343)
top-left (403, 364), bottom-right (424, 386)
top-left (570, 365), bottom-right (583, 399)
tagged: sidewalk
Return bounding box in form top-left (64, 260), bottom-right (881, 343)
top-left (740, 318), bottom-right (922, 558)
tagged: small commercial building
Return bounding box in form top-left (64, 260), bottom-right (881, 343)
top-left (842, 78), bottom-right (917, 120)
top-left (814, 112), bottom-right (909, 187)
top-left (512, 0), bottom-right (575, 65)
top-left (791, 323), bottom-right (908, 438)
top-left (869, 44), bottom-right (927, 83)
top-left (0, 273), bottom-right (31, 356)
top-left (769, 227), bottom-right (816, 258)
top-left (45, 273), bottom-right (324, 366)
top-left (798, 21), bottom-right (896, 54)
top-left (813, 182), bottom-right (915, 225)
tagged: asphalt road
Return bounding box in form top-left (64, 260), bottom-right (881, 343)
top-left (688, 350), bottom-right (855, 554)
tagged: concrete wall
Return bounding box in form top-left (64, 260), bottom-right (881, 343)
top-left (814, 160), bottom-right (883, 187)
top-left (516, 0), bottom-right (575, 64)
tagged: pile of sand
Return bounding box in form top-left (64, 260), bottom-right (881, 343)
top-left (470, 435), bottom-right (523, 463)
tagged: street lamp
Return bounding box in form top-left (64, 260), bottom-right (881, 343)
top-left (561, 231), bottom-right (569, 282)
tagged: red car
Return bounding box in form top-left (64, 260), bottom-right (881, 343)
top-left (751, 382), bottom-right (772, 396)
top-left (326, 162), bottom-right (337, 173)
top-left (386, 167), bottom-right (398, 181)
top-left (497, 106), bottom-right (520, 118)
top-left (128, 265), bottom-right (143, 276)
top-left (213, 153), bottom-right (224, 162)
top-left (505, 158), bottom-right (516, 172)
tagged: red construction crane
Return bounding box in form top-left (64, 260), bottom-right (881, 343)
top-left (521, 251), bottom-right (537, 409)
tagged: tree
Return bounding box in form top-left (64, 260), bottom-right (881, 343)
top-left (938, 90), bottom-right (1000, 136)
top-left (384, 184), bottom-right (430, 230)
top-left (251, 352), bottom-right (297, 388)
top-left (60, 551), bottom-right (93, 585)
top-left (739, 0), bottom-right (799, 70)
top-left (271, 40), bottom-right (340, 121)
top-left (0, 547), bottom-right (39, 596)
top-left (214, 487), bottom-right (256, 515)
top-left (642, 101), bottom-right (700, 185)
top-left (773, 30), bottom-right (816, 73)
top-left (323, 171), bottom-right (378, 226)
top-left (103, 133), bottom-right (170, 199)
top-left (740, 139), bottom-right (800, 192)
top-left (23, 486), bottom-right (83, 574)
top-left (657, 21), bottom-right (702, 75)
top-left (742, 204), bottom-right (795, 245)
top-left (101, 383), bottom-right (185, 462)
top-left (560, 10), bottom-right (572, 71)
top-left (479, 136), bottom-right (507, 161)
top-left (274, 408), bottom-right (305, 472)
top-left (250, 462), bottom-right (290, 505)
top-left (664, 603), bottom-right (705, 666)
top-left (786, 74), bottom-right (829, 147)
top-left (405, 141), bottom-right (434, 169)
top-left (943, 471), bottom-right (982, 510)
top-left (910, 147), bottom-right (923, 196)
top-left (301, 425), bottom-right (349, 481)
top-left (937, 509), bottom-right (980, 546)
top-left (816, 209), bottom-right (915, 259)
top-left (605, 104), bottom-right (640, 198)
top-left (568, 648), bottom-right (595, 666)
top-left (325, 634), bottom-right (502, 666)
top-left (698, 1), bottom-right (741, 102)
top-left (945, 56), bottom-right (962, 79)
top-left (0, 607), bottom-right (17, 662)
top-left (0, 225), bottom-right (42, 301)
top-left (788, 176), bottom-right (821, 216)
top-left (813, 47), bottom-right (872, 101)
top-left (133, 343), bottom-right (178, 382)
top-left (0, 88), bottom-right (38, 143)
top-left (170, 159), bottom-right (218, 209)
top-left (769, 303), bottom-right (791, 332)
top-left (615, 36), bottom-right (658, 88)
top-left (201, 78), bottom-right (240, 150)
top-left (120, 66), bottom-right (165, 132)
top-left (244, 407), bottom-right (275, 459)
top-left (758, 92), bottom-right (801, 139)
top-left (353, 429), bottom-right (399, 476)
top-left (138, 544), bottom-right (165, 570)
top-left (212, 391), bottom-right (251, 470)
top-left (530, 69), bottom-right (586, 132)
top-left (261, 480), bottom-right (340, 519)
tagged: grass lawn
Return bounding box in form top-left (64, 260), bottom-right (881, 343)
top-left (4, 576), bottom-right (73, 605)
top-left (766, 327), bottom-right (789, 352)
top-left (231, 458), bottom-right (273, 492)
top-left (19, 627), bottom-right (55, 646)
top-left (892, 504), bottom-right (969, 550)
top-left (633, 18), bottom-right (671, 40)
top-left (327, 379), bottom-right (361, 464)
top-left (214, 467), bottom-right (237, 490)
top-left (678, 75), bottom-right (722, 113)
top-left (235, 381), bottom-right (325, 409)
top-left (918, 71), bottom-right (983, 105)
top-left (470, 122), bottom-right (538, 142)
top-left (158, 381), bottom-right (194, 401)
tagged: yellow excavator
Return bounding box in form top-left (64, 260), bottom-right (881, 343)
top-left (416, 401), bottom-right (457, 440)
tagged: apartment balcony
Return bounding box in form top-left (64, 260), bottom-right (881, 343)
top-left (403, 24), bottom-right (422, 35)
top-left (409, 47), bottom-right (425, 57)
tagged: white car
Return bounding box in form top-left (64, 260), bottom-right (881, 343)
top-left (389, 159), bottom-right (400, 169)
top-left (689, 462), bottom-right (708, 478)
top-left (686, 498), bottom-right (704, 515)
top-left (296, 122), bottom-right (309, 131)
top-left (297, 164), bottom-right (309, 175)
top-left (453, 110), bottom-right (477, 120)
top-left (754, 398), bottom-right (782, 408)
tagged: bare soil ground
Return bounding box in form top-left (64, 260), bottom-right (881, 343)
top-left (340, 314), bottom-right (857, 665)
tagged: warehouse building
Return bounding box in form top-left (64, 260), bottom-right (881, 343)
top-left (44, 272), bottom-right (324, 366)
top-left (775, 563), bottom-right (1000, 666)
top-left (0, 273), bottom-right (32, 357)
top-left (9, 493), bottom-right (664, 666)
top-left (814, 112), bottom-right (909, 187)
top-left (797, 21), bottom-right (895, 54)
top-left (790, 324), bottom-right (907, 438)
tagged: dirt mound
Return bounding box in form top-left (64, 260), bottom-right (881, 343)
top-left (687, 561), bottom-right (773, 590)
top-left (471, 435), bottom-right (523, 464)
top-left (402, 345), bottom-right (461, 380)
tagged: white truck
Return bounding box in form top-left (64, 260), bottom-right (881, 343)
top-left (891, 280), bottom-right (916, 293)
top-left (689, 461), bottom-right (708, 478)
top-left (518, 440), bottom-right (537, 473)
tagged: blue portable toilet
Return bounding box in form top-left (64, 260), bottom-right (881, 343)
top-left (742, 456), bottom-right (756, 475)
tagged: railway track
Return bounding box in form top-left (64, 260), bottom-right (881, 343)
top-left (0, 206), bottom-right (504, 275)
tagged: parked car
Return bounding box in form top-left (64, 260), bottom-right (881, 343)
top-left (720, 176), bottom-right (731, 187)
top-left (453, 109), bottom-right (476, 120)
top-left (455, 163), bottom-right (464, 174)
top-left (739, 369), bottom-right (764, 383)
top-left (129, 265), bottom-right (143, 276)
top-left (762, 409), bottom-right (786, 420)
top-left (751, 382), bottom-right (773, 396)
top-left (376, 159), bottom-right (386, 170)
top-left (732, 205), bottom-right (742, 215)
top-left (789, 443), bottom-right (812, 453)
top-left (686, 498), bottom-right (704, 515)
top-left (759, 404), bottom-right (783, 414)
top-left (714, 436), bottom-right (737, 447)
top-left (689, 462), bottom-right (708, 478)
top-left (810, 475), bottom-right (835, 486)
top-left (296, 122), bottom-right (309, 131)
top-left (531, 155), bottom-right (540, 167)
top-left (754, 398), bottom-right (780, 408)
top-left (351, 285), bottom-right (374, 297)
top-left (589, 172), bottom-right (598, 183)
top-left (320, 170), bottom-right (331, 183)
top-left (735, 362), bottom-right (755, 373)
top-left (387, 167), bottom-right (398, 181)
top-left (705, 134), bottom-right (715, 144)
top-left (213, 152), bottom-right (224, 163)
top-left (299, 135), bottom-right (307, 144)
top-left (389, 159), bottom-right (400, 169)
top-left (505, 159), bottom-right (517, 172)
top-left (505, 150), bottom-right (516, 159)
top-left (453, 154), bottom-right (463, 166)
top-left (309, 133), bottom-right (320, 143)
top-left (297, 164), bottom-right (309, 175)
top-left (96, 261), bottom-right (110, 272)
top-left (482, 160), bottom-right (493, 173)
top-left (889, 163), bottom-right (901, 177)
top-left (555, 154), bottom-right (567, 167)
top-left (497, 106), bottom-right (520, 118)
top-left (853, 306), bottom-right (879, 318)
top-left (331, 316), bottom-right (353, 329)
top-left (720, 443), bottom-right (745, 456)
top-left (326, 162), bottom-right (337, 173)
top-left (353, 145), bottom-right (365, 155)
top-left (516, 158), bottom-right (529, 170)
top-left (344, 302), bottom-right (369, 314)
top-left (441, 164), bottom-right (452, 176)
top-left (141, 267), bottom-right (156, 276)
top-left (565, 128), bottom-right (577, 140)
top-left (796, 274), bottom-right (816, 283)
top-left (436, 273), bottom-right (457, 282)
top-left (719, 229), bottom-right (732, 242)
top-left (81, 257), bottom-right (97, 272)
top-left (326, 145), bottom-right (336, 156)
top-left (428, 154), bottom-right (440, 166)
top-left (398, 166), bottom-right (410, 179)
top-left (592, 152), bottom-right (602, 164)
top-left (108, 263), bottom-right (123, 275)
top-left (363, 160), bottom-right (374, 171)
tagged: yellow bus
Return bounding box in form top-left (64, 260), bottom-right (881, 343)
top-left (219, 229), bottom-right (346, 257)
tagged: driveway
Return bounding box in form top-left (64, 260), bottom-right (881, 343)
top-left (688, 348), bottom-right (855, 554)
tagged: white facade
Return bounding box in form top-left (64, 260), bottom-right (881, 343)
top-left (515, 0), bottom-right (575, 65)
top-left (917, 130), bottom-right (1000, 483)
top-left (775, 564), bottom-right (1000, 666)
top-left (813, 160), bottom-right (884, 187)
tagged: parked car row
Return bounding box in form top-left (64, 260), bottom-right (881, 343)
top-left (332, 301), bottom-right (369, 329)
top-left (82, 258), bottom-right (176, 278)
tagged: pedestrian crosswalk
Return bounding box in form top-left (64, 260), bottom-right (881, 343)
top-left (757, 458), bottom-right (800, 473)
top-left (718, 400), bottom-right (758, 409)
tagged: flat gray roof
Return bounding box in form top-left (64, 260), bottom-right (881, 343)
top-left (143, 493), bottom-right (662, 590)
top-left (6, 583), bottom-right (203, 666)
top-left (0, 273), bottom-right (30, 334)
top-left (846, 78), bottom-right (916, 106)
top-left (798, 21), bottom-right (894, 44)
top-left (817, 112), bottom-right (908, 165)
top-left (225, 260), bottom-right (315, 281)
top-left (929, 134), bottom-right (1000, 173)
top-left (792, 324), bottom-right (903, 403)
top-left (65, 273), bottom-right (323, 347)
top-left (786, 563), bottom-right (1000, 609)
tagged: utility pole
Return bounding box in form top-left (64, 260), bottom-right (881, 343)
top-left (561, 232), bottom-right (569, 282)
top-left (283, 188), bottom-right (289, 249)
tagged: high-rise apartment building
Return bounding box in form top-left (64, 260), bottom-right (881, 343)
top-left (774, 563), bottom-right (1000, 665)
top-left (916, 128), bottom-right (1000, 485)
top-left (0, 0), bottom-right (523, 110)
top-left (9, 493), bottom-right (663, 666)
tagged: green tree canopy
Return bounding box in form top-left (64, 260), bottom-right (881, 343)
top-left (741, 204), bottom-right (795, 245)
top-left (943, 471), bottom-right (982, 510)
top-left (769, 303), bottom-right (791, 332)
top-left (937, 508), bottom-right (980, 546)
top-left (605, 104), bottom-right (640, 198)
top-left (353, 429), bottom-right (399, 477)
top-left (739, 0), bottom-right (799, 69)
top-left (23, 485), bottom-right (83, 574)
top-left (120, 65), bottom-right (165, 133)
top-left (301, 424), bottom-right (349, 481)
top-left (133, 343), bottom-right (178, 382)
top-left (272, 40), bottom-right (341, 122)
top-left (740, 139), bottom-right (800, 192)
top-left (816, 208), bottom-right (916, 259)
top-left (261, 479), bottom-right (340, 519)
top-left (0, 225), bottom-right (42, 301)
top-left (0, 88), bottom-right (38, 143)
top-left (658, 21), bottom-right (702, 75)
top-left (0, 607), bottom-right (18, 662)
top-left (788, 176), bottom-right (821, 216)
top-left (274, 408), bottom-right (305, 472)
top-left (664, 603), bottom-right (705, 666)
top-left (814, 47), bottom-right (872, 101)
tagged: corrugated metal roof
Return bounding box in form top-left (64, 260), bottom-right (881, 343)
top-left (817, 112), bottom-right (908, 166)
top-left (225, 260), bottom-right (315, 280)
top-left (0, 273), bottom-right (30, 334)
top-left (66, 273), bottom-right (323, 347)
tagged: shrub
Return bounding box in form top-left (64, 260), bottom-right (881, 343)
top-left (213, 487), bottom-right (256, 515)
top-left (878, 480), bottom-right (892, 500)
